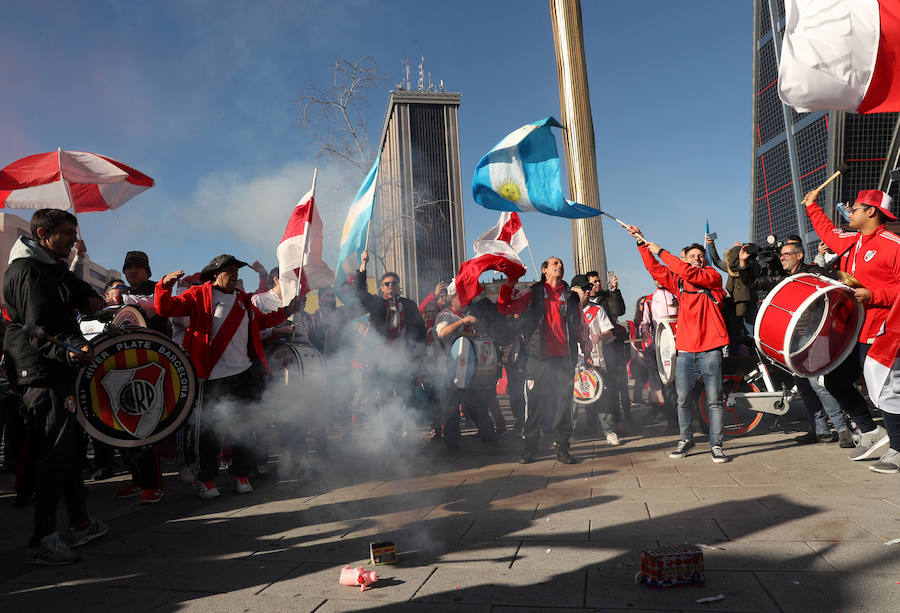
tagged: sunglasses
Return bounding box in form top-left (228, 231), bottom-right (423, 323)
top-left (382, 280), bottom-right (399, 286)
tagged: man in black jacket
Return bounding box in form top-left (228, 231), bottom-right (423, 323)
top-left (3, 209), bottom-right (108, 565)
top-left (355, 251), bottom-right (426, 441)
top-left (585, 270), bottom-right (625, 319)
top-left (739, 240), bottom-right (852, 446)
top-left (499, 257), bottom-right (592, 464)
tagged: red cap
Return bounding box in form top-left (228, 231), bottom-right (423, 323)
top-left (855, 190), bottom-right (897, 220)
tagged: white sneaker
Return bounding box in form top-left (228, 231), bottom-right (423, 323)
top-left (869, 448), bottom-right (900, 474)
top-left (26, 533), bottom-right (80, 565)
top-left (848, 426), bottom-right (889, 461)
top-left (233, 476), bottom-right (253, 494)
top-left (606, 432), bottom-right (620, 446)
top-left (194, 480), bottom-right (221, 500)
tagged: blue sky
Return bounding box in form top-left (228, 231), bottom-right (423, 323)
top-left (0, 0), bottom-right (752, 316)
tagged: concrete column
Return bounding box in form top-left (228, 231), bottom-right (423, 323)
top-left (550, 0), bottom-right (608, 277)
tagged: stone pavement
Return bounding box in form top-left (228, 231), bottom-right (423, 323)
top-left (1, 406), bottom-right (898, 612)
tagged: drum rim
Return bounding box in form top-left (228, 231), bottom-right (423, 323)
top-left (266, 341), bottom-right (326, 403)
top-left (449, 335), bottom-right (498, 389)
top-left (755, 273), bottom-right (864, 377)
top-left (74, 330), bottom-right (197, 448)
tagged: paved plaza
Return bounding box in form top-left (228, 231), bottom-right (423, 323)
top-left (1, 406), bottom-right (898, 612)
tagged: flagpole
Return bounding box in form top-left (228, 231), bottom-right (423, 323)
top-left (525, 242), bottom-right (538, 280)
top-left (295, 168), bottom-right (318, 300)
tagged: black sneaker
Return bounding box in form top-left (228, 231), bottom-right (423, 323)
top-left (553, 442), bottom-right (577, 464)
top-left (817, 432), bottom-right (836, 443)
top-left (838, 430), bottom-right (854, 448)
top-left (518, 450), bottom-right (536, 464)
top-left (668, 439), bottom-right (695, 459)
top-left (794, 432), bottom-right (819, 445)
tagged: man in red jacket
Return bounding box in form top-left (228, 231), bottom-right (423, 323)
top-left (804, 187), bottom-right (900, 460)
top-left (628, 227), bottom-right (730, 463)
top-left (155, 255), bottom-right (300, 499)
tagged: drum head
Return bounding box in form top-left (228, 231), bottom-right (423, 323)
top-left (573, 367), bottom-right (603, 404)
top-left (787, 285), bottom-right (863, 376)
top-left (266, 342), bottom-right (326, 405)
top-left (75, 331), bottom-right (197, 448)
top-left (449, 336), bottom-right (476, 389)
top-left (655, 321), bottom-right (677, 384)
top-left (112, 305), bottom-right (147, 329)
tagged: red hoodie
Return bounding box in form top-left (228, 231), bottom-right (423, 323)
top-left (154, 281), bottom-right (288, 380)
top-left (638, 245), bottom-right (728, 353)
top-left (806, 202), bottom-right (900, 343)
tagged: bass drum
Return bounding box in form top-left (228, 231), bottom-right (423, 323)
top-left (449, 336), bottom-right (499, 389)
top-left (80, 305), bottom-right (147, 341)
top-left (754, 273), bottom-right (863, 377)
top-left (75, 329), bottom-right (197, 448)
top-left (655, 319), bottom-right (678, 385)
top-left (266, 341), bottom-right (326, 406)
top-left (573, 366), bottom-right (604, 405)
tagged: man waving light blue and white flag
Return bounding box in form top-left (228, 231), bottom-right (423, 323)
top-left (335, 154), bottom-right (381, 282)
top-left (472, 117), bottom-right (600, 219)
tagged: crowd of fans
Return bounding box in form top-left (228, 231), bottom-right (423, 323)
top-left (2, 190), bottom-right (899, 566)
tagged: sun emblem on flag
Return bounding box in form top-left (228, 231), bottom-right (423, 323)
top-left (497, 179), bottom-right (523, 203)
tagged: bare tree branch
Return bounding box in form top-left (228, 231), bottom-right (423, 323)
top-left (296, 57), bottom-right (385, 176)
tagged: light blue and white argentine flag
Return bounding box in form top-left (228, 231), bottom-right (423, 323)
top-left (336, 154), bottom-right (381, 282)
top-left (472, 117), bottom-right (600, 219)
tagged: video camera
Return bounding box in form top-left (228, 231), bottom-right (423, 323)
top-left (756, 235), bottom-right (786, 274)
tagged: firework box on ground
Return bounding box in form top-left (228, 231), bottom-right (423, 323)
top-left (640, 544), bottom-right (705, 588)
top-left (369, 541), bottom-right (398, 565)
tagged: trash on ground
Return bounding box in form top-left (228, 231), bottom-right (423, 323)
top-left (639, 544), bottom-right (705, 588)
top-left (370, 541), bottom-right (398, 565)
top-left (339, 565), bottom-right (378, 591)
top-left (884, 537), bottom-right (900, 546)
top-left (696, 594), bottom-right (725, 604)
top-left (695, 543), bottom-right (726, 551)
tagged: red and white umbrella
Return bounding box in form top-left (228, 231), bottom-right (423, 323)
top-left (0, 148), bottom-right (154, 213)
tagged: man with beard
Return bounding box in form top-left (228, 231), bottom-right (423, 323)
top-left (628, 228), bottom-right (730, 463)
top-left (3, 209), bottom-right (108, 564)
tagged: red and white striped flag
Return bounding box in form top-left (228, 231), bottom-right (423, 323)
top-left (473, 211), bottom-right (529, 256)
top-left (863, 297), bottom-right (900, 415)
top-left (455, 212), bottom-right (528, 307)
top-left (276, 179), bottom-right (334, 305)
top-left (778, 0), bottom-right (900, 113)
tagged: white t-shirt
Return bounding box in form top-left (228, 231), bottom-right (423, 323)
top-left (582, 303), bottom-right (613, 367)
top-left (209, 289), bottom-right (251, 380)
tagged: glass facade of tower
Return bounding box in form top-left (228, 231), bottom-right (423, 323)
top-left (752, 0), bottom-right (900, 248)
top-left (374, 91), bottom-right (466, 303)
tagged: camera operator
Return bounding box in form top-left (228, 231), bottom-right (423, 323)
top-left (739, 240), bottom-right (852, 447)
top-left (706, 236), bottom-right (760, 355)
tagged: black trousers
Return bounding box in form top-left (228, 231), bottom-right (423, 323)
top-left (523, 355), bottom-right (573, 451)
top-left (442, 384), bottom-right (494, 441)
top-left (22, 386), bottom-right (88, 546)
top-left (823, 343), bottom-right (876, 432)
top-left (197, 369), bottom-right (257, 482)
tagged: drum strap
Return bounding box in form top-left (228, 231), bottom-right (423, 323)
top-left (677, 279), bottom-right (720, 305)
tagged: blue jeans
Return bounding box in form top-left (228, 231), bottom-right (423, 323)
top-left (675, 348), bottom-right (723, 448)
top-left (808, 376), bottom-right (847, 433)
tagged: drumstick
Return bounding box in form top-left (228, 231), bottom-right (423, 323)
top-left (803, 162), bottom-right (850, 204)
top-left (22, 323), bottom-right (88, 355)
top-left (600, 210), bottom-right (648, 243)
